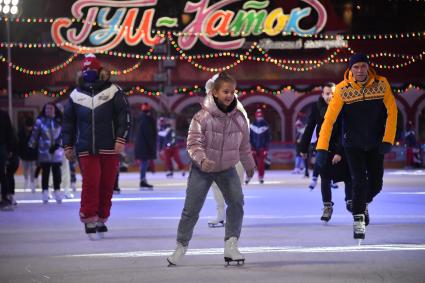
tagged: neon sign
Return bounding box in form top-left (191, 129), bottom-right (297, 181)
top-left (51, 0), bottom-right (327, 53)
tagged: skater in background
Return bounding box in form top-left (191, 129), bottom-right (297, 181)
top-left (63, 54), bottom-right (131, 238)
top-left (293, 119), bottom-right (307, 175)
top-left (158, 117), bottom-right (186, 177)
top-left (316, 53), bottom-right (397, 242)
top-left (29, 102), bottom-right (64, 204)
top-left (299, 82), bottom-right (352, 223)
top-left (249, 108), bottom-right (270, 184)
top-left (167, 72), bottom-right (255, 266)
top-left (134, 103), bottom-right (157, 190)
top-left (18, 117), bottom-right (38, 193)
top-left (404, 121), bottom-right (417, 168)
top-left (56, 103), bottom-right (74, 199)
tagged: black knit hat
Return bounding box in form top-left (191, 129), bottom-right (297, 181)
top-left (349, 53), bottom-right (369, 69)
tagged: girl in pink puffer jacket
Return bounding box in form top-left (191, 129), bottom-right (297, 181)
top-left (167, 72), bottom-right (256, 266)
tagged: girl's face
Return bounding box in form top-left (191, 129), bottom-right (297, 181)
top-left (213, 81), bottom-right (236, 109)
top-left (45, 104), bottom-right (55, 118)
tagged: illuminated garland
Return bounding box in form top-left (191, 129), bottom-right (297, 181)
top-left (0, 54), bottom-right (77, 75)
top-left (13, 83), bottom-right (424, 99)
top-left (20, 87), bottom-right (69, 98)
top-left (1, 16), bottom-right (424, 40)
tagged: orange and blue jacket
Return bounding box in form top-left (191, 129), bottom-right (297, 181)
top-left (317, 68), bottom-right (397, 151)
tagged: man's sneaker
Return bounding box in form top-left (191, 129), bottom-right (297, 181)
top-left (309, 177), bottom-right (318, 190)
top-left (167, 242), bottom-right (187, 266)
top-left (365, 203), bottom-right (370, 226)
top-left (139, 180), bottom-right (153, 190)
top-left (346, 200), bottom-right (353, 213)
top-left (320, 202), bottom-right (334, 223)
top-left (353, 214), bottom-right (366, 243)
top-left (224, 237), bottom-right (245, 265)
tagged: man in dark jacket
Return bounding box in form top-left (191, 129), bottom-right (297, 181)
top-left (63, 54), bottom-right (131, 238)
top-left (299, 83), bottom-right (352, 223)
top-left (249, 109), bottom-right (270, 184)
top-left (134, 103), bottom-right (157, 189)
top-left (316, 53), bottom-right (397, 242)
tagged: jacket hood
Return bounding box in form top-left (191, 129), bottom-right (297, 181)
top-left (343, 67), bottom-right (378, 90)
top-left (201, 93), bottom-right (238, 117)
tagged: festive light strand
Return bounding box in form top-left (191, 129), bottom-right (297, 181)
top-left (1, 16), bottom-right (424, 40)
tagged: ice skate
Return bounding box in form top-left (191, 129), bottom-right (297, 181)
top-left (166, 171), bottom-right (174, 178)
top-left (244, 176), bottom-right (251, 185)
top-left (167, 242), bottom-right (187, 266)
top-left (71, 182), bottom-right (77, 192)
top-left (364, 203), bottom-right (370, 226)
top-left (96, 222), bottom-right (108, 239)
top-left (320, 202), bottom-right (334, 223)
top-left (353, 214), bottom-right (366, 245)
top-left (54, 191), bottom-right (63, 204)
top-left (224, 237), bottom-right (245, 266)
top-left (139, 180), bottom-right (153, 191)
top-left (85, 222), bottom-right (97, 240)
top-left (30, 181), bottom-right (36, 193)
top-left (259, 178), bottom-right (264, 184)
top-left (308, 177), bottom-right (318, 190)
top-left (64, 192), bottom-right (74, 199)
top-left (42, 190), bottom-right (49, 204)
top-left (208, 206), bottom-right (225, 228)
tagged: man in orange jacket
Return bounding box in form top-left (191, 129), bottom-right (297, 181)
top-left (316, 53), bottom-right (397, 242)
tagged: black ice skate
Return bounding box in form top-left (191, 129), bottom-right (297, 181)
top-left (139, 180), bottom-right (154, 191)
top-left (224, 237), bottom-right (245, 266)
top-left (166, 171), bottom-right (173, 178)
top-left (85, 222), bottom-right (97, 240)
top-left (353, 214), bottom-right (366, 245)
top-left (320, 202), bottom-right (334, 223)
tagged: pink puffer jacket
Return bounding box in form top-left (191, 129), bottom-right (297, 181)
top-left (187, 94), bottom-right (256, 173)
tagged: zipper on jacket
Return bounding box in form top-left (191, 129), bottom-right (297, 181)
top-left (218, 118), bottom-right (230, 166)
top-left (91, 88), bottom-right (96, 154)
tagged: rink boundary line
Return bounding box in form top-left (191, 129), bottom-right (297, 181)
top-left (130, 214), bottom-right (425, 220)
top-left (14, 195), bottom-right (259, 204)
top-left (63, 244), bottom-right (425, 258)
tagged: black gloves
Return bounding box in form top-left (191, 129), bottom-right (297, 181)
top-left (315, 150), bottom-right (328, 168)
top-left (379, 142), bottom-right (392, 154)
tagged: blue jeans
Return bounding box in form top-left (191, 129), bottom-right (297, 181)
top-left (176, 165), bottom-right (244, 246)
top-left (139, 160), bottom-right (149, 181)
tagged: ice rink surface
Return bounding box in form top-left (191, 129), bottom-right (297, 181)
top-left (1, 170), bottom-right (424, 283)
